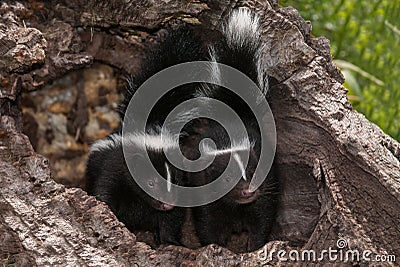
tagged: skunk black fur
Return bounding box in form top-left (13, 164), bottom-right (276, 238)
top-left (184, 9), bottom-right (279, 252)
top-left (85, 132), bottom-right (185, 245)
top-left (185, 120), bottom-right (278, 251)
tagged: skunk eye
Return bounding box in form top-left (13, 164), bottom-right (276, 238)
top-left (148, 180), bottom-right (154, 188)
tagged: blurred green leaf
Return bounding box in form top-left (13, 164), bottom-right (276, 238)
top-left (341, 69), bottom-right (361, 102)
top-left (334, 60), bottom-right (384, 86)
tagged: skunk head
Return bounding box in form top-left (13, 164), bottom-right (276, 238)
top-left (184, 120), bottom-right (262, 205)
top-left (204, 144), bottom-right (260, 205)
top-left (144, 147), bottom-right (181, 211)
top-left (88, 129), bottom-right (183, 211)
top-left (193, 8), bottom-right (267, 205)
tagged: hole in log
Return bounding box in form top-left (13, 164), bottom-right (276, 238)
top-left (20, 67), bottom-right (320, 253)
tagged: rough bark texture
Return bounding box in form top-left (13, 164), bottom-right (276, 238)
top-left (1, 0), bottom-right (399, 266)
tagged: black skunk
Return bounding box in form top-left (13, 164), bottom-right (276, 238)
top-left (185, 8), bottom-right (278, 252)
top-left (86, 129), bottom-right (185, 245)
top-left (185, 121), bottom-right (278, 251)
top-left (86, 26), bottom-right (208, 245)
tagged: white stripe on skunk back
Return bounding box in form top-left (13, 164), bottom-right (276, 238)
top-left (208, 45), bottom-right (221, 85)
top-left (89, 130), bottom-right (179, 154)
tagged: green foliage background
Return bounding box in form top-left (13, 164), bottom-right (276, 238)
top-left (280, 0), bottom-right (400, 141)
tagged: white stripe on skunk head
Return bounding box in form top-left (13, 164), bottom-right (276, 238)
top-left (200, 137), bottom-right (254, 156)
top-left (200, 138), bottom-right (254, 181)
top-left (89, 129), bottom-right (179, 153)
top-left (165, 162), bottom-right (172, 192)
top-left (233, 152), bottom-right (247, 181)
top-left (223, 8), bottom-right (260, 51)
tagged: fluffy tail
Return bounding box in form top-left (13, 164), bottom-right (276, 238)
top-left (209, 8), bottom-right (267, 94)
top-left (223, 8), bottom-right (261, 56)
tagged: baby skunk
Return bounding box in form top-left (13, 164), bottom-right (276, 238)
top-left (86, 25), bottom-right (207, 245)
top-left (86, 128), bottom-right (185, 245)
top-left (185, 9), bottom-right (279, 252)
top-left (186, 121), bottom-right (278, 252)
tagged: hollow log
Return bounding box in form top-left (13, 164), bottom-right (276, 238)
top-left (1, 0), bottom-right (399, 266)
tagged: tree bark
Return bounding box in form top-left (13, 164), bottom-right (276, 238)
top-left (1, 0), bottom-right (399, 266)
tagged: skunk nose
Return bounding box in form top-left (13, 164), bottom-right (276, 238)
top-left (161, 203), bottom-right (174, 211)
top-left (242, 189), bottom-right (254, 198)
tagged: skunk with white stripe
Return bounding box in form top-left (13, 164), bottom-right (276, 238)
top-left (86, 129), bottom-right (186, 245)
top-left (185, 8), bottom-right (278, 252)
top-left (85, 26), bottom-right (208, 245)
top-left (186, 120), bottom-right (278, 252)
